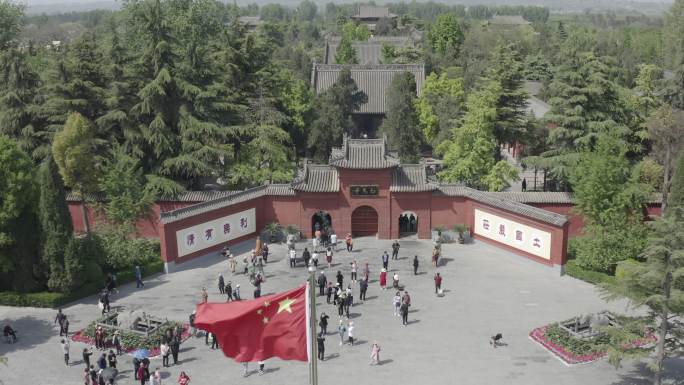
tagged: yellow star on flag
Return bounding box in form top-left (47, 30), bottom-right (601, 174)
top-left (264, 301), bottom-right (271, 307)
top-left (257, 309), bottom-right (262, 315)
top-left (277, 298), bottom-right (296, 314)
top-left (262, 317), bottom-right (269, 324)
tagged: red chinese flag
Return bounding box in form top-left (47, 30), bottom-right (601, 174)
top-left (194, 285), bottom-right (308, 362)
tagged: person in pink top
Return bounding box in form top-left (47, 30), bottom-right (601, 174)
top-left (178, 371), bottom-right (190, 385)
top-left (379, 268), bottom-right (387, 290)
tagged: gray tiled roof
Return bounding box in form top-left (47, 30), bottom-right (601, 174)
top-left (391, 164), bottom-right (437, 192)
top-left (527, 96), bottom-right (551, 119)
top-left (312, 64), bottom-right (426, 114)
top-left (435, 185), bottom-right (569, 227)
top-left (66, 190), bottom-right (240, 203)
top-left (324, 37), bottom-right (413, 65)
top-left (329, 136), bottom-right (400, 169)
top-left (160, 184), bottom-right (295, 223)
top-left (291, 164), bottom-right (340, 192)
top-left (352, 5), bottom-right (396, 19)
top-left (488, 192), bottom-right (573, 204)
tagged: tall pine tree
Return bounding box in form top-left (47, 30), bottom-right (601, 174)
top-left (380, 72), bottom-right (422, 163)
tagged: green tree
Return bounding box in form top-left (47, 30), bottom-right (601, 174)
top-left (296, 0), bottom-right (317, 21)
top-left (646, 105), bottom-right (684, 212)
top-left (634, 64), bottom-right (663, 117)
top-left (570, 134), bottom-right (650, 273)
top-left (38, 155), bottom-right (74, 291)
top-left (380, 72), bottom-right (422, 163)
top-left (415, 69), bottom-right (465, 146)
top-left (663, 0), bottom-right (684, 70)
top-left (604, 207), bottom-right (684, 385)
top-left (487, 43), bottom-right (529, 147)
top-left (99, 147), bottom-right (154, 232)
top-left (308, 68), bottom-right (367, 160)
top-left (52, 113), bottom-right (101, 234)
top-left (335, 37), bottom-right (357, 64)
top-left (668, 149), bottom-right (684, 210)
top-left (437, 81), bottom-right (518, 190)
top-left (0, 136), bottom-right (41, 291)
top-left (0, 0), bottom-right (23, 50)
top-left (0, 49), bottom-right (45, 160)
top-left (427, 13), bottom-right (464, 58)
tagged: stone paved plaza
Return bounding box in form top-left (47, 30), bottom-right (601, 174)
top-left (1, 238), bottom-right (683, 385)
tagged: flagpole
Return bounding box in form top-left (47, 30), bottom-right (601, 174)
top-left (308, 265), bottom-right (319, 385)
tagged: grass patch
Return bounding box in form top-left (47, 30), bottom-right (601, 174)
top-left (565, 259), bottom-right (616, 286)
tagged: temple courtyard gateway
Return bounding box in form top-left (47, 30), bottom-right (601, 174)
top-left (158, 136), bottom-right (569, 274)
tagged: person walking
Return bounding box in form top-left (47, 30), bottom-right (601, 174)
top-left (178, 371), bottom-right (191, 385)
top-left (94, 326), bottom-right (104, 350)
top-left (400, 301), bottom-right (409, 326)
top-left (370, 341), bottom-right (381, 365)
top-left (337, 320), bottom-right (346, 346)
top-left (319, 313), bottom-right (329, 335)
top-left (434, 272), bottom-right (442, 294)
top-left (362, 263), bottom-right (370, 282)
top-left (218, 274), bottom-right (225, 294)
top-left (170, 336), bottom-right (180, 365)
top-left (311, 250), bottom-right (319, 268)
top-left (336, 270), bottom-right (343, 288)
top-left (359, 277), bottom-right (368, 301)
top-left (317, 332), bottom-right (325, 361)
top-left (160, 341), bottom-right (170, 367)
top-left (337, 290), bottom-right (346, 317)
top-left (347, 321), bottom-right (355, 346)
top-left (325, 247), bottom-right (333, 269)
top-left (330, 232), bottom-right (337, 250)
top-left (344, 288), bottom-right (352, 318)
top-left (229, 255), bottom-right (237, 273)
top-left (522, 178), bottom-right (527, 192)
top-left (262, 243), bottom-right (269, 263)
top-left (392, 273), bottom-right (399, 289)
top-left (151, 368), bottom-right (162, 385)
top-left (135, 265), bottom-right (144, 288)
top-left (233, 284), bottom-right (241, 300)
top-left (326, 282), bottom-right (333, 304)
top-left (413, 255), bottom-right (419, 275)
top-left (112, 331), bottom-right (122, 355)
top-left (333, 283), bottom-right (340, 305)
top-left (97, 353), bottom-right (106, 370)
top-left (200, 287), bottom-right (208, 304)
top-left (258, 360), bottom-right (266, 375)
top-left (289, 248), bottom-right (296, 268)
top-left (393, 292), bottom-right (401, 316)
top-left (391, 240), bottom-right (400, 260)
top-left (345, 234), bottom-right (353, 252)
top-left (55, 309), bottom-right (66, 336)
top-left (379, 269), bottom-right (387, 290)
top-left (83, 367), bottom-right (90, 385)
top-left (82, 348), bottom-right (93, 368)
top-left (350, 260), bottom-right (358, 282)
top-left (107, 350), bottom-right (117, 368)
top-left (317, 271), bottom-right (328, 296)
top-left (382, 251), bottom-right (389, 270)
top-left (61, 339), bottom-right (70, 366)
top-left (210, 333), bottom-right (219, 350)
top-left (225, 281), bottom-right (233, 302)
top-left (302, 248), bottom-right (311, 268)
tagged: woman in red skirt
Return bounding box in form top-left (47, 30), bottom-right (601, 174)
top-left (379, 268), bottom-right (387, 290)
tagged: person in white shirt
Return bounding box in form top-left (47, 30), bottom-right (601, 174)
top-left (311, 251), bottom-right (319, 268)
top-left (330, 233), bottom-right (337, 250)
top-left (61, 339), bottom-right (70, 366)
top-left (347, 321), bottom-right (355, 346)
top-left (289, 249), bottom-right (297, 268)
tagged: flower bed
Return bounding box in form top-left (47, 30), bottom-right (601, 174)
top-left (530, 323), bottom-right (656, 366)
top-left (71, 321), bottom-right (191, 357)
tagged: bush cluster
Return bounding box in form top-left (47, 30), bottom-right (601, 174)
top-left (82, 318), bottom-right (182, 351)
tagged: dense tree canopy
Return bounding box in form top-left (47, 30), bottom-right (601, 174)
top-left (381, 72), bottom-right (422, 163)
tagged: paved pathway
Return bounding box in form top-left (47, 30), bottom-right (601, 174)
top-left (1, 238), bottom-right (682, 385)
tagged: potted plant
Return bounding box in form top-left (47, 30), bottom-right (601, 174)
top-left (285, 224), bottom-right (300, 244)
top-left (263, 222), bottom-right (283, 243)
top-left (432, 225), bottom-right (447, 243)
top-left (452, 224), bottom-right (469, 244)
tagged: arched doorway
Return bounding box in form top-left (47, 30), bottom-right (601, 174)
top-left (351, 206), bottom-right (378, 237)
top-left (312, 211), bottom-right (332, 238)
top-left (399, 211), bottom-right (418, 237)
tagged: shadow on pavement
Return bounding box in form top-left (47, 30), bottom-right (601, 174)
top-left (610, 359), bottom-right (684, 385)
top-left (0, 315), bottom-right (55, 355)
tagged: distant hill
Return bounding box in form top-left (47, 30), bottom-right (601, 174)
top-left (24, 0), bottom-right (674, 16)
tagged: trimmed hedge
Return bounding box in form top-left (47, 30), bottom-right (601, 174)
top-left (0, 260), bottom-right (164, 308)
top-left (565, 260), bottom-right (616, 286)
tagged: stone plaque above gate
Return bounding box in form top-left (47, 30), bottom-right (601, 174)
top-left (350, 185), bottom-right (379, 196)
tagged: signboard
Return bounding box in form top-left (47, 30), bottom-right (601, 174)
top-left (176, 208), bottom-right (256, 257)
top-left (350, 185), bottom-right (379, 196)
top-left (474, 209), bottom-right (551, 260)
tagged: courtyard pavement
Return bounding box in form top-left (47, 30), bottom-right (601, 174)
top-left (1, 237), bottom-right (683, 385)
